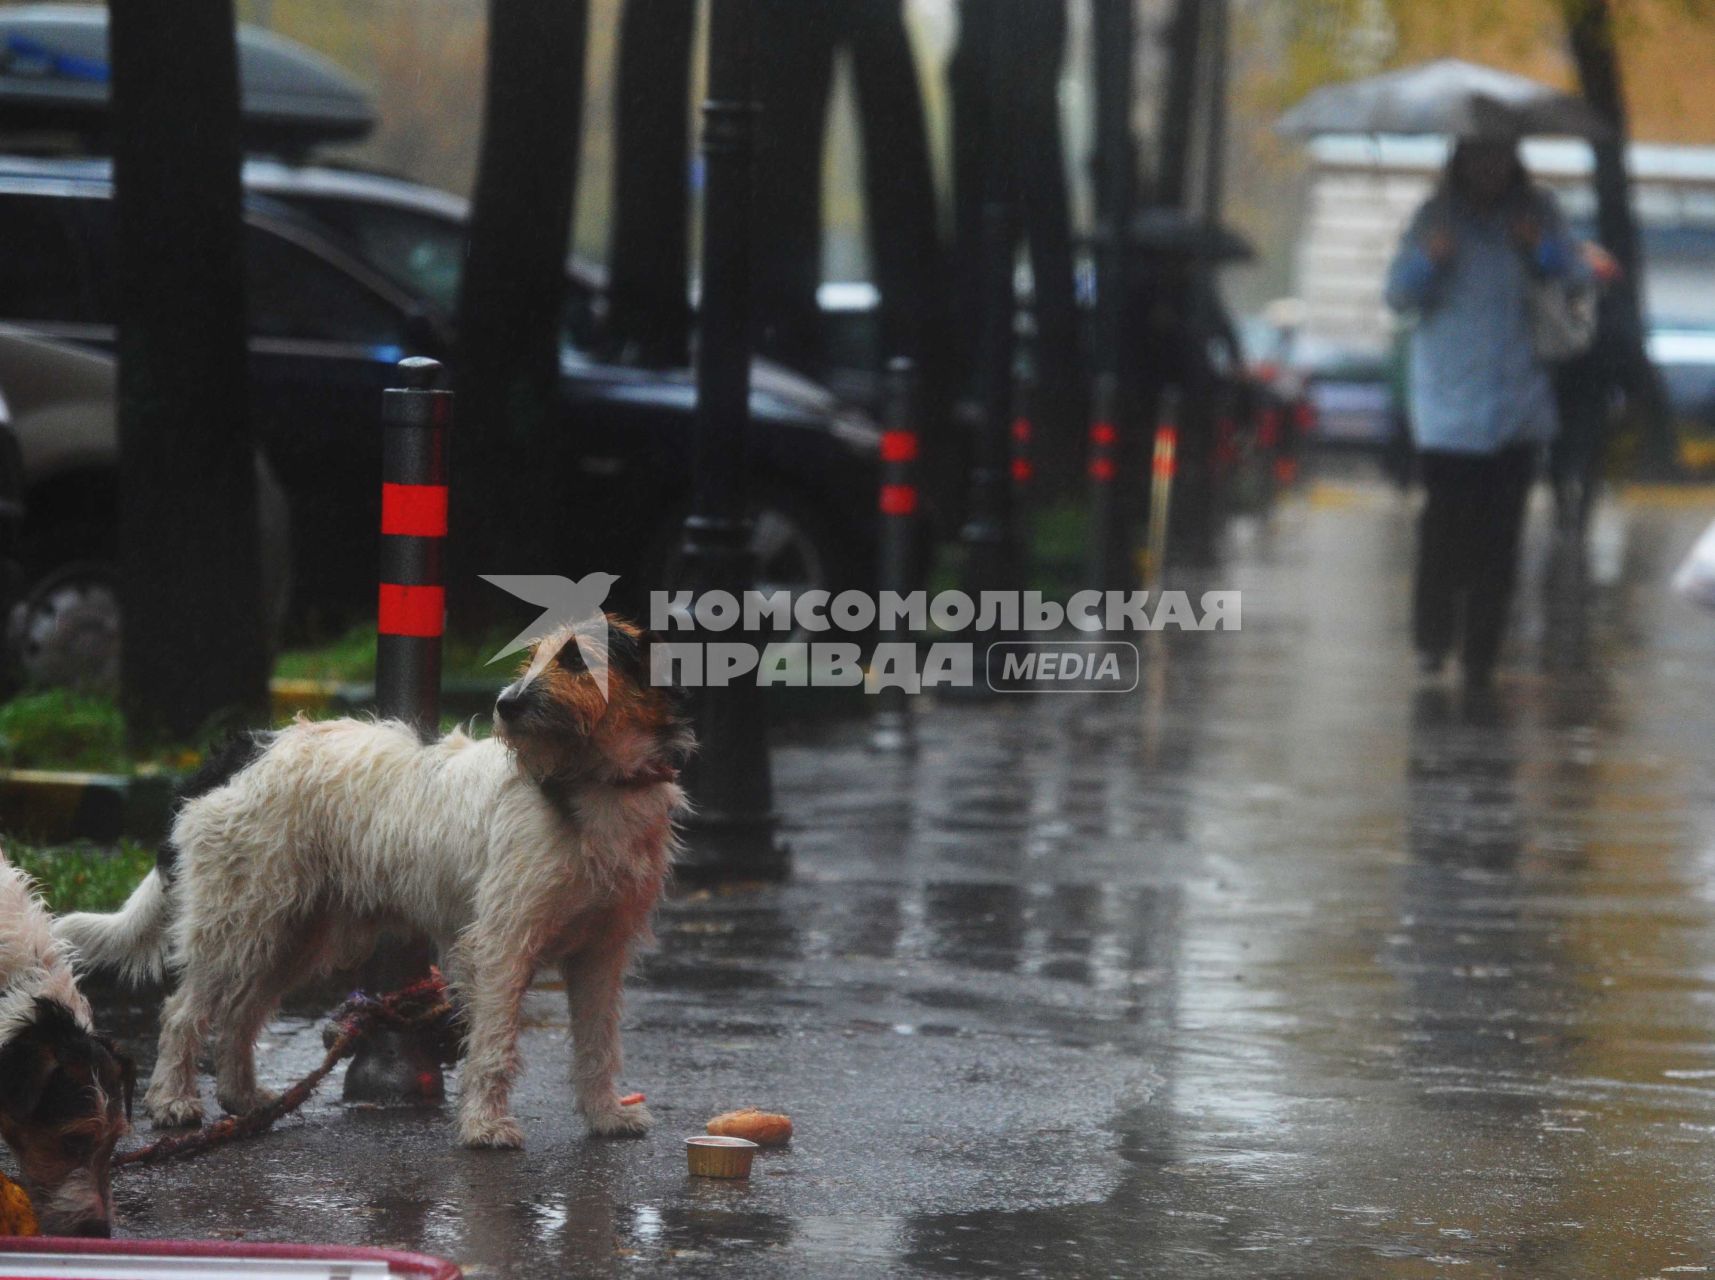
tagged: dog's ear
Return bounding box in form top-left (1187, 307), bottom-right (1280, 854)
top-left (97, 1036), bottom-right (135, 1121)
top-left (0, 1013), bottom-right (66, 1122)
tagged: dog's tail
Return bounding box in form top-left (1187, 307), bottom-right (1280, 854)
top-left (55, 867), bottom-right (172, 986)
top-left (53, 729), bottom-right (271, 987)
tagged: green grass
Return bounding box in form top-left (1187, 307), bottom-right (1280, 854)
top-left (0, 689), bottom-right (129, 772)
top-left (5, 839), bottom-right (154, 914)
top-left (275, 624), bottom-right (517, 684)
top-left (273, 624), bottom-right (378, 683)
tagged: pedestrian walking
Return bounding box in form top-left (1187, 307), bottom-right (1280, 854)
top-left (1386, 134), bottom-right (1591, 688)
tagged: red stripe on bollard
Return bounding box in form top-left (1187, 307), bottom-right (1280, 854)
top-left (1153, 425), bottom-right (1179, 481)
top-left (879, 483), bottom-right (919, 516)
top-left (881, 430), bottom-right (919, 463)
top-left (1089, 421), bottom-right (1118, 447)
top-left (1011, 417), bottom-right (1032, 444)
top-left (378, 583), bottom-right (445, 638)
top-left (1011, 457), bottom-right (1034, 484)
top-left (380, 482), bottom-right (449, 538)
top-left (1088, 456), bottom-right (1117, 483)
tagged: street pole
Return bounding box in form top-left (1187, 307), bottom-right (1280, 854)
top-left (958, 9), bottom-right (1019, 620)
top-left (1086, 0), bottom-right (1136, 597)
top-left (345, 356), bottom-right (451, 1105)
top-left (676, 0), bottom-right (785, 880)
top-left (1174, 0), bottom-right (1229, 563)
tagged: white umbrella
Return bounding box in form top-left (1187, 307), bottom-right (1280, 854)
top-left (1276, 58), bottom-right (1613, 140)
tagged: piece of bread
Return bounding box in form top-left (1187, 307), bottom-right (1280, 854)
top-left (706, 1108), bottom-right (792, 1147)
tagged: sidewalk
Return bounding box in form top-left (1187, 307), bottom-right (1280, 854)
top-left (95, 480), bottom-right (1715, 1277)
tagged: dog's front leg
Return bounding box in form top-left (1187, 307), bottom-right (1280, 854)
top-left (454, 947), bottom-right (534, 1150)
top-left (560, 945), bottom-right (652, 1137)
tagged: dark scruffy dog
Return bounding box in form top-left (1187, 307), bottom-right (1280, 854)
top-left (0, 849), bottom-right (133, 1236)
top-left (57, 615), bottom-right (690, 1149)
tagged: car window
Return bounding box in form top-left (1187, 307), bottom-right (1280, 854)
top-left (244, 224), bottom-right (406, 347)
top-left (0, 195), bottom-right (94, 323)
top-left (297, 202), bottom-right (463, 316)
top-left (274, 195), bottom-right (602, 352)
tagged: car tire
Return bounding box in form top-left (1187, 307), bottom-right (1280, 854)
top-left (643, 486), bottom-right (865, 627)
top-left (7, 559), bottom-right (122, 692)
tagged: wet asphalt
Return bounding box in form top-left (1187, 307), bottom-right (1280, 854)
top-left (91, 476), bottom-right (1715, 1277)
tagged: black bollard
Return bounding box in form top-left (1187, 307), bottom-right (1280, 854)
top-left (344, 356), bottom-right (451, 1105)
top-left (1009, 368), bottom-right (1035, 566)
top-left (1085, 371), bottom-right (1122, 594)
top-left (871, 357), bottom-right (919, 754)
top-left (1145, 387), bottom-right (1180, 593)
top-left (674, 0), bottom-right (786, 881)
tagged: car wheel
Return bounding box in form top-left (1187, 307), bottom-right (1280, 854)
top-left (7, 561), bottom-right (121, 692)
top-left (647, 491), bottom-right (861, 632)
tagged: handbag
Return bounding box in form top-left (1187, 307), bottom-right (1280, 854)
top-left (1526, 273), bottom-right (1599, 363)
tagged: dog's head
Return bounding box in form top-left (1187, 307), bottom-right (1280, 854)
top-left (0, 997), bottom-right (132, 1237)
top-left (494, 613), bottom-right (691, 782)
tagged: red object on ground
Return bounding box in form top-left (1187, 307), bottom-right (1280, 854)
top-left (0, 1237), bottom-right (460, 1278)
top-left (619, 1092), bottom-right (646, 1107)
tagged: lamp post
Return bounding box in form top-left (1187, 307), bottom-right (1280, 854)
top-left (675, 0), bottom-right (785, 880)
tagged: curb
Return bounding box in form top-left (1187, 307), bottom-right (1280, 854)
top-left (0, 768), bottom-right (175, 845)
top-left (3, 677), bottom-right (868, 847)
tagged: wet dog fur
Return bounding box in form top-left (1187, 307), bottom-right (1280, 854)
top-left (56, 615), bottom-right (689, 1149)
top-left (0, 851), bottom-right (132, 1236)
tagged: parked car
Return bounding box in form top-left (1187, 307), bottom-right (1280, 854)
top-left (0, 154), bottom-right (881, 648)
top-left (0, 330), bottom-right (292, 688)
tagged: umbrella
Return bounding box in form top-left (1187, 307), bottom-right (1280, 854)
top-left (1276, 58), bottom-right (1613, 141)
top-left (0, 4), bottom-right (376, 150)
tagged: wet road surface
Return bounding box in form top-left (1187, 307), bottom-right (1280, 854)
top-left (97, 479), bottom-right (1715, 1276)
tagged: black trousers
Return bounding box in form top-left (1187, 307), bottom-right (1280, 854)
top-left (1413, 445), bottom-right (1535, 674)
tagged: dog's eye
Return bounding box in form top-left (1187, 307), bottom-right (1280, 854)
top-left (554, 639), bottom-right (587, 673)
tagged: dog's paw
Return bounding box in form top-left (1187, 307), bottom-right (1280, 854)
top-left (459, 1113), bottom-right (525, 1150)
top-left (147, 1096), bottom-right (205, 1130)
top-left (585, 1101), bottom-right (655, 1138)
top-left (217, 1087), bottom-right (279, 1116)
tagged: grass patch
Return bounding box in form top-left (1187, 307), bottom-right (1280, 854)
top-left (274, 624), bottom-right (377, 683)
top-left (0, 689), bottom-right (128, 772)
top-left (5, 839), bottom-right (153, 914)
top-left (275, 625), bottom-right (516, 685)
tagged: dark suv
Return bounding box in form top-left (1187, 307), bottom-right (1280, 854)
top-left (0, 156), bottom-right (881, 637)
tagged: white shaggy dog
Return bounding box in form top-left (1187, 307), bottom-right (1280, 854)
top-left (56, 616), bottom-right (689, 1149)
top-left (0, 849), bottom-right (132, 1235)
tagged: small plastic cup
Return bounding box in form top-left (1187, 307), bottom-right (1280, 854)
top-left (686, 1135), bottom-right (759, 1179)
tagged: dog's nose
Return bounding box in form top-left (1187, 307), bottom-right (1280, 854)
top-left (496, 687), bottom-right (525, 720)
top-left (75, 1219), bottom-right (112, 1238)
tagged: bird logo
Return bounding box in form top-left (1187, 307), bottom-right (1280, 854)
top-left (481, 572), bottom-right (621, 700)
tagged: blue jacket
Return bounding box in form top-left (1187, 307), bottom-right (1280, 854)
top-left (1385, 185), bottom-right (1588, 454)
